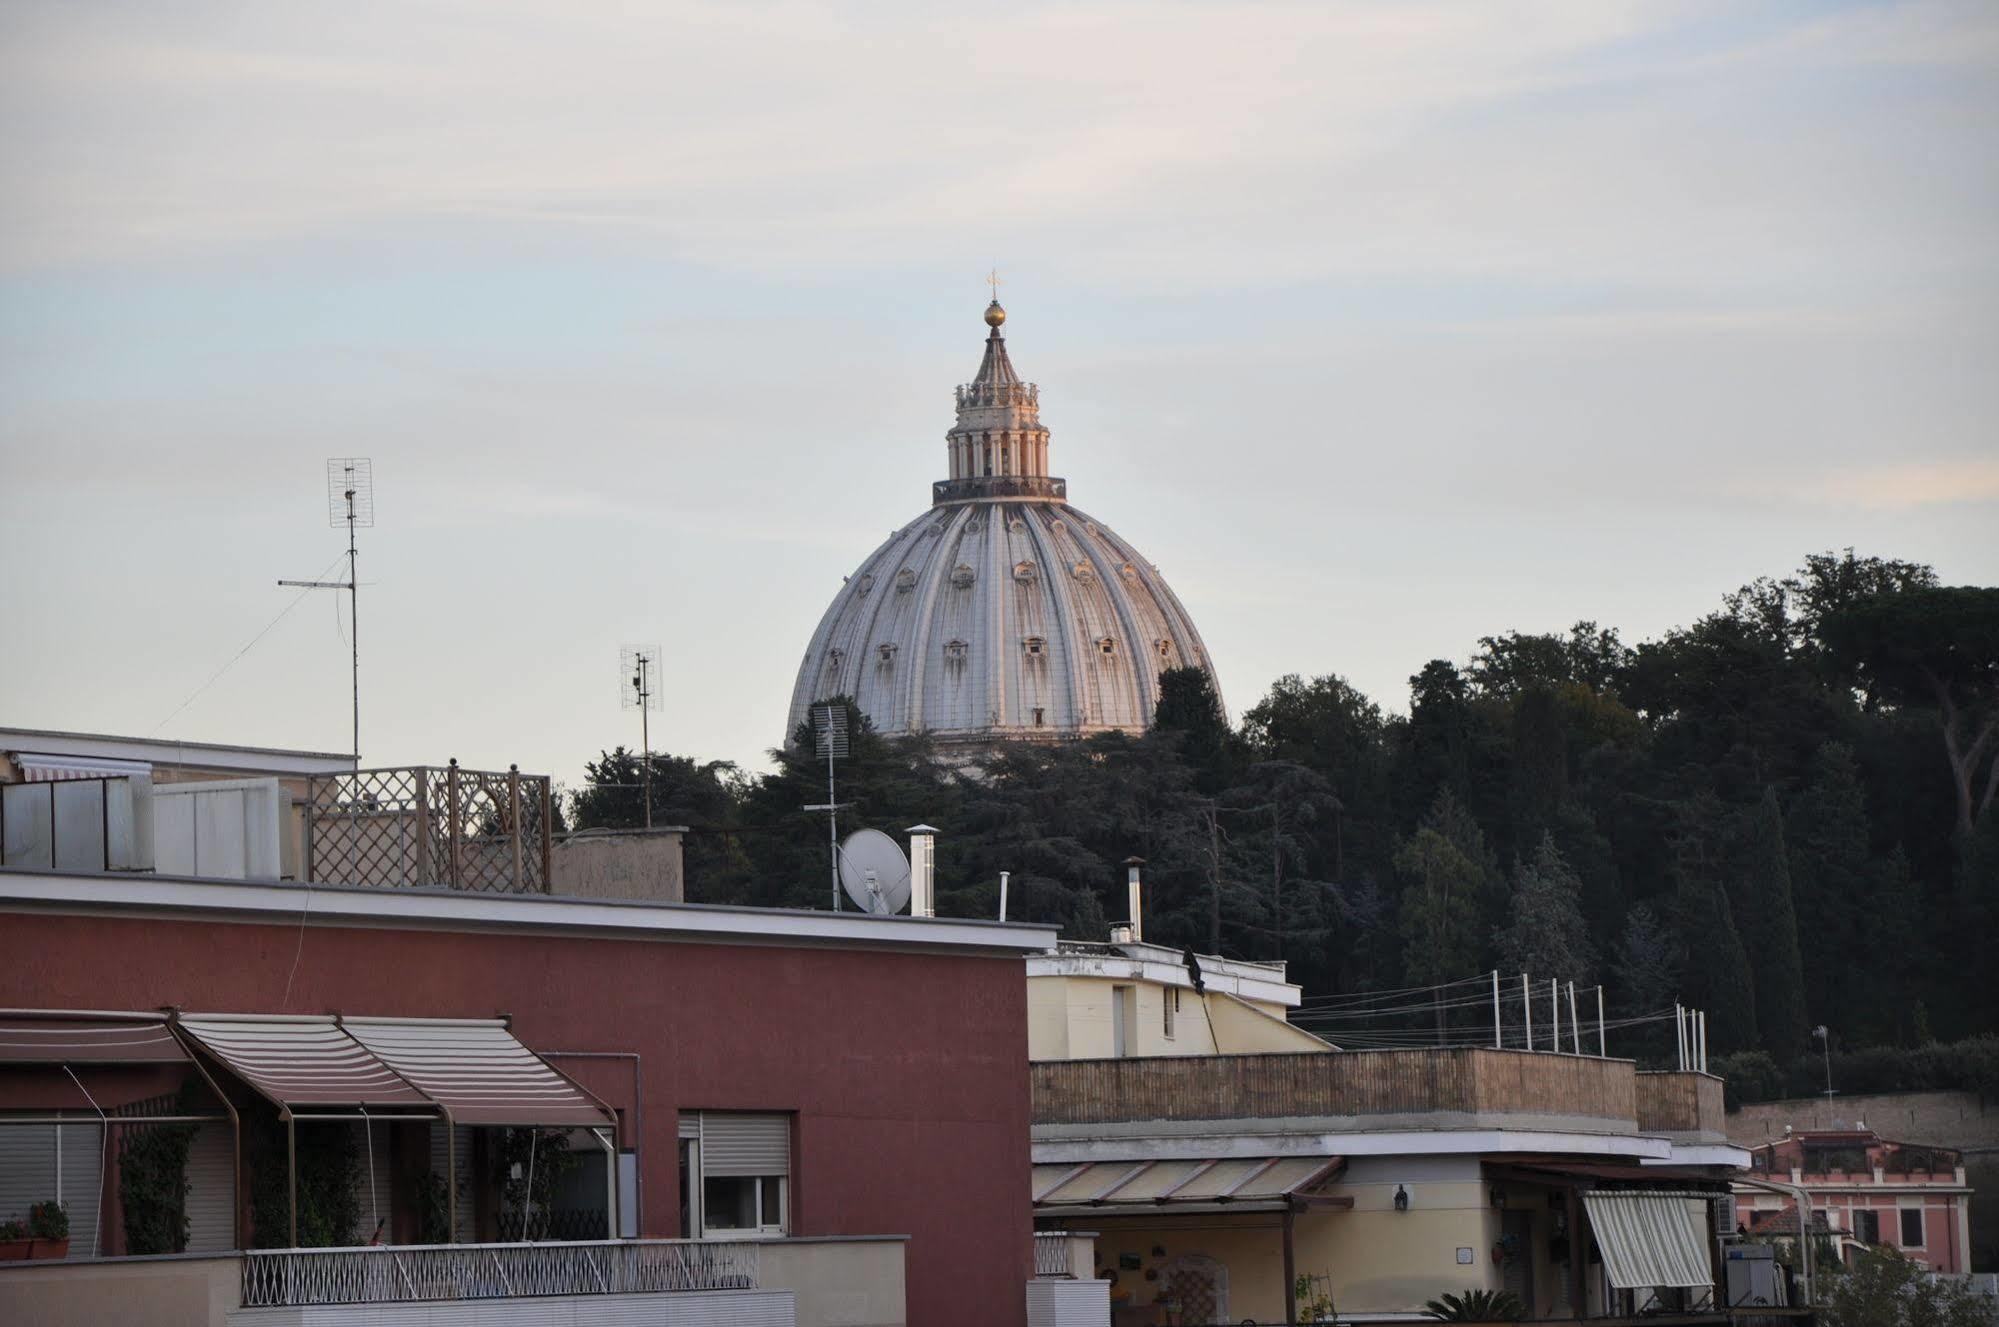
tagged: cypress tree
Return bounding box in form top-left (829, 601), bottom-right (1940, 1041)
top-left (1736, 788), bottom-right (1810, 1057)
top-left (1786, 743), bottom-right (1871, 1037)
top-left (1672, 791), bottom-right (1760, 1055)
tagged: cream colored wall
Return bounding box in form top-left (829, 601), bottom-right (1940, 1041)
top-left (0, 1254), bottom-right (240, 1327)
top-left (1205, 993), bottom-right (1331, 1054)
top-left (759, 1236), bottom-right (907, 1327)
top-left (1306, 1164), bottom-right (1504, 1316)
top-left (1027, 974), bottom-right (1230, 1060)
top-left (1086, 1213), bottom-right (1291, 1324)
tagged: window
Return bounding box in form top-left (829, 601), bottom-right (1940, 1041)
top-left (1023, 637), bottom-right (1046, 658)
top-left (678, 1113), bottom-right (790, 1238)
top-left (1900, 1208), bottom-right (1925, 1247)
top-left (1164, 988), bottom-right (1180, 1039)
top-left (1032, 707), bottom-right (1044, 727)
top-left (1097, 637), bottom-right (1117, 657)
top-left (1853, 1210), bottom-right (1880, 1244)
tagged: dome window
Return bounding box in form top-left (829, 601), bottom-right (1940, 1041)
top-left (951, 563), bottom-right (975, 588)
top-left (877, 643), bottom-right (898, 663)
top-left (1071, 561), bottom-right (1095, 582)
top-left (1032, 707), bottom-right (1045, 727)
top-left (1013, 560), bottom-right (1038, 583)
top-left (856, 573), bottom-right (875, 595)
top-left (1119, 562), bottom-right (1139, 581)
top-left (1022, 636), bottom-right (1048, 659)
top-left (895, 568), bottom-right (917, 593)
top-left (944, 639), bottom-right (969, 661)
top-left (1008, 517), bottom-right (1027, 534)
top-left (826, 648), bottom-right (844, 672)
top-left (1156, 638), bottom-right (1175, 659)
top-left (1097, 637), bottom-right (1118, 657)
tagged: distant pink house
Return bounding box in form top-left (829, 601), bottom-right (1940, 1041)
top-left (1737, 1128), bottom-right (1972, 1273)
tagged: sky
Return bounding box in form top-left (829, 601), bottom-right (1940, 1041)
top-left (3, 0), bottom-right (1996, 788)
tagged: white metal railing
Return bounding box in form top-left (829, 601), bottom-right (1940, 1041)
top-left (241, 1239), bottom-right (759, 1307)
top-left (1033, 1232), bottom-right (1076, 1278)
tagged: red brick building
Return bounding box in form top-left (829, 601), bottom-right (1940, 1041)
top-left (0, 865), bottom-right (1055, 1325)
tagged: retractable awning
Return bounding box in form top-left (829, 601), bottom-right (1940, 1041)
top-left (1582, 1190), bottom-right (1714, 1290)
top-left (1034, 1157), bottom-right (1346, 1215)
top-left (173, 1013), bottom-right (614, 1129)
top-left (176, 1015), bottom-right (435, 1114)
top-left (0, 1011), bottom-right (188, 1063)
top-left (341, 1018), bottom-right (614, 1127)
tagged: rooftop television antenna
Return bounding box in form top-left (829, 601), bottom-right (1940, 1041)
top-left (619, 645), bottom-right (662, 828)
top-left (802, 703), bottom-right (850, 910)
top-left (838, 828), bottom-right (911, 916)
top-left (279, 458), bottom-right (373, 766)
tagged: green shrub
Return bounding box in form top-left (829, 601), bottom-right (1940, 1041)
top-left (120, 1120), bottom-right (195, 1254)
top-left (1424, 1288), bottom-right (1526, 1321)
top-left (27, 1201), bottom-right (68, 1241)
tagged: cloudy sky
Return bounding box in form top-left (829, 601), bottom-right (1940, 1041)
top-left (3, 0), bottom-right (1995, 785)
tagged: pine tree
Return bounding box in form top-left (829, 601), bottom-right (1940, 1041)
top-left (1493, 834), bottom-right (1596, 984)
top-left (1735, 788), bottom-right (1810, 1057)
top-left (1394, 828), bottom-right (1483, 990)
top-left (1615, 902), bottom-right (1679, 1064)
top-left (1671, 791), bottom-right (1760, 1055)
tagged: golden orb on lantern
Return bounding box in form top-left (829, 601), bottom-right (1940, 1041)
top-left (984, 299), bottom-right (1006, 328)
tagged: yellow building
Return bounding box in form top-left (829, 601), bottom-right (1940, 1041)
top-left (1028, 917), bottom-right (1747, 1325)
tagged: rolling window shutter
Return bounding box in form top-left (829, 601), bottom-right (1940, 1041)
top-left (699, 1114), bottom-right (789, 1177)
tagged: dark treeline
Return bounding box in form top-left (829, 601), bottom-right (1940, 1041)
top-left (572, 550), bottom-right (1999, 1073)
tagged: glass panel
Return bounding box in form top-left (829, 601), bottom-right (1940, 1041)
top-left (705, 1176), bottom-right (758, 1230)
top-left (761, 1177), bottom-right (784, 1228)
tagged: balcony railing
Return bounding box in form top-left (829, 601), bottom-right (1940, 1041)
top-left (1033, 1049), bottom-right (1638, 1128)
top-left (1033, 1233), bottom-right (1074, 1278)
top-left (240, 1239), bottom-right (759, 1308)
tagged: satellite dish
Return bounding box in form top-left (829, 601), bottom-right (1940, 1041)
top-left (838, 828), bottom-right (911, 915)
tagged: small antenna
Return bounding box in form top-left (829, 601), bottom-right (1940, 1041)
top-left (802, 703), bottom-right (851, 910)
top-left (280, 458), bottom-right (374, 767)
top-left (619, 644), bottom-right (662, 829)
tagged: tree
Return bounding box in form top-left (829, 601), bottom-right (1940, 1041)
top-left (1818, 1245), bottom-right (1990, 1327)
top-left (571, 746), bottom-right (749, 900)
top-left (1614, 902), bottom-right (1679, 1062)
top-left (1492, 834), bottom-right (1596, 984)
top-left (1151, 666), bottom-right (1240, 794)
top-left (1671, 791), bottom-right (1760, 1055)
top-left (1734, 788), bottom-right (1809, 1058)
top-left (1394, 827), bottom-right (1483, 1008)
top-left (1821, 586), bottom-right (1999, 835)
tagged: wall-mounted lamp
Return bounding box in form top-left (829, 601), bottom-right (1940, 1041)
top-left (1393, 1184), bottom-right (1410, 1212)
top-left (1490, 1186), bottom-right (1507, 1210)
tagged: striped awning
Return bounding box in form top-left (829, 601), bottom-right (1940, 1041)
top-left (0, 1012), bottom-right (188, 1064)
top-left (1582, 1191), bottom-right (1714, 1289)
top-left (342, 1018), bottom-right (613, 1127)
top-left (174, 1014), bottom-right (613, 1129)
top-left (1034, 1157), bottom-right (1343, 1211)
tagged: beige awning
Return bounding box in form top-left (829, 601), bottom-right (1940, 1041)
top-left (1582, 1191), bottom-right (1714, 1290)
top-left (177, 1015), bottom-right (435, 1113)
top-left (1034, 1157), bottom-right (1343, 1212)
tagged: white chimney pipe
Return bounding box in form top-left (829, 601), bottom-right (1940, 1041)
top-left (906, 825), bottom-right (937, 918)
top-left (1124, 857), bottom-right (1146, 944)
top-left (998, 871), bottom-right (1009, 922)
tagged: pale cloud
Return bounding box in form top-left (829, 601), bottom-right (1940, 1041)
top-left (1767, 458), bottom-right (1999, 511)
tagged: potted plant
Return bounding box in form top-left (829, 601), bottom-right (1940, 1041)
top-left (1423, 1288), bottom-right (1526, 1322)
top-left (0, 1218), bottom-right (29, 1261)
top-left (28, 1201), bottom-right (69, 1260)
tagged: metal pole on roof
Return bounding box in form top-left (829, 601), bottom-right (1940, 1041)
top-left (1492, 970), bottom-right (1501, 1049)
top-left (1676, 1004), bottom-right (1686, 1070)
top-left (1522, 974), bottom-right (1532, 1052)
top-left (1568, 982), bottom-right (1581, 1055)
top-left (999, 871), bottom-right (1009, 922)
top-left (1549, 979), bottom-right (1558, 1054)
top-left (1597, 987), bottom-right (1607, 1058)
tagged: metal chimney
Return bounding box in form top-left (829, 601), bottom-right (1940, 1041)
top-left (1124, 856), bottom-right (1146, 944)
top-left (907, 825), bottom-right (938, 918)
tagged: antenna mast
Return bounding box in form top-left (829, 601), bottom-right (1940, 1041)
top-left (803, 703), bottom-right (851, 910)
top-left (280, 458), bottom-right (373, 767)
top-left (620, 645), bottom-right (662, 829)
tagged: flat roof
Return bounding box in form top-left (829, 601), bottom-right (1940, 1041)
top-left (0, 866), bottom-right (1059, 957)
top-left (0, 726), bottom-right (354, 771)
